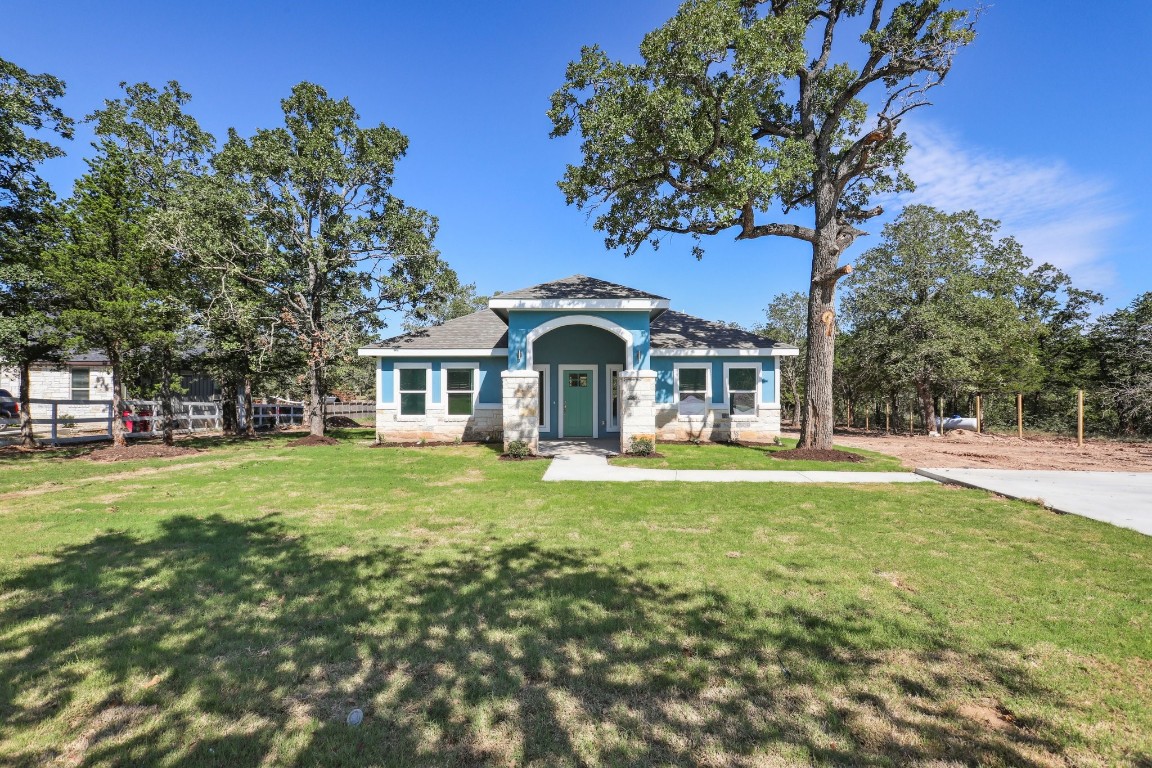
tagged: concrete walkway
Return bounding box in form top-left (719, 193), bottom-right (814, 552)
top-left (538, 441), bottom-right (930, 484)
top-left (916, 468), bottom-right (1152, 536)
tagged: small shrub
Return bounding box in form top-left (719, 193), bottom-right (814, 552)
top-left (453, 435), bottom-right (462, 445)
top-left (507, 440), bottom-right (532, 459)
top-left (629, 436), bottom-right (655, 456)
top-left (687, 437), bottom-right (702, 446)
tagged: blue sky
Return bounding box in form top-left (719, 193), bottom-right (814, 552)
top-left (6, 1), bottom-right (1150, 329)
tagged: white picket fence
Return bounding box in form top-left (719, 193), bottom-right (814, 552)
top-left (0, 399), bottom-right (375, 445)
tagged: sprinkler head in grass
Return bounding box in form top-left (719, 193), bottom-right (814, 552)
top-left (347, 708), bottom-right (363, 726)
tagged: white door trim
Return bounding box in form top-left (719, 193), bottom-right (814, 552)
top-left (557, 364), bottom-right (598, 439)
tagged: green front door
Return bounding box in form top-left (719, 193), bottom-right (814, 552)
top-left (563, 369), bottom-right (594, 437)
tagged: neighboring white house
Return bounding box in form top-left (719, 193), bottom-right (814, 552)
top-left (0, 352), bottom-right (116, 421)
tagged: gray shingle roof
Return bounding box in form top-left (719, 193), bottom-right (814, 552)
top-left (497, 275), bottom-right (668, 301)
top-left (362, 310), bottom-right (509, 351)
top-left (650, 310), bottom-right (796, 351)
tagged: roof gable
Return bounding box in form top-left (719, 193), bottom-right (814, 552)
top-left (495, 275), bottom-right (668, 301)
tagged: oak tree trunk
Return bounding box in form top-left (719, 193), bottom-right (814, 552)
top-left (798, 182), bottom-right (841, 450)
top-left (18, 361), bottom-right (35, 448)
top-left (221, 380), bottom-right (237, 435)
top-left (916, 377), bottom-right (939, 436)
top-left (243, 377), bottom-right (255, 438)
top-left (109, 346), bottom-right (127, 448)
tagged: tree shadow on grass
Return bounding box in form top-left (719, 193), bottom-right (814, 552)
top-left (0, 515), bottom-right (1093, 766)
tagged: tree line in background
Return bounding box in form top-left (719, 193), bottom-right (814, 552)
top-left (760, 205), bottom-right (1152, 438)
top-left (0, 57), bottom-right (468, 447)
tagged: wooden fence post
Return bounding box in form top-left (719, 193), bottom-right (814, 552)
top-left (1077, 389), bottom-right (1084, 447)
top-left (976, 395), bottom-right (982, 433)
top-left (885, 403), bottom-right (890, 434)
top-left (1017, 392), bottom-right (1023, 438)
top-left (50, 402), bottom-right (58, 444)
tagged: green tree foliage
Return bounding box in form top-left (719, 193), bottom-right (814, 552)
top-left (402, 278), bottom-right (489, 333)
top-left (0, 57), bottom-right (74, 446)
top-left (549, 0), bottom-right (976, 449)
top-left (214, 82), bottom-right (454, 436)
top-left (841, 205), bottom-right (1078, 433)
top-left (1091, 294), bottom-right (1152, 436)
top-left (88, 81), bottom-right (215, 444)
top-left (758, 291), bottom-right (806, 423)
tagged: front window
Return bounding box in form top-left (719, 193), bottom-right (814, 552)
top-left (677, 367), bottom-right (707, 417)
top-left (71, 368), bottom-right (90, 401)
top-left (610, 368), bottom-right (620, 428)
top-left (398, 367), bottom-right (427, 415)
top-left (538, 370), bottom-right (545, 426)
top-left (728, 367), bottom-right (758, 416)
top-left (445, 367), bottom-right (475, 416)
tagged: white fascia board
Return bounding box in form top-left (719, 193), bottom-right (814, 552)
top-left (358, 348), bottom-right (509, 358)
top-left (650, 347), bottom-right (799, 357)
top-left (487, 298), bottom-right (670, 311)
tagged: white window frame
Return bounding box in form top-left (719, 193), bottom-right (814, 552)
top-left (71, 367), bottom-right (91, 402)
top-left (673, 362), bottom-right (711, 419)
top-left (441, 362), bottom-right (479, 420)
top-left (723, 362), bottom-right (761, 420)
top-left (605, 364), bottom-right (623, 432)
top-left (533, 363), bottom-right (551, 433)
top-left (394, 362), bottom-right (432, 420)
top-left (557, 364), bottom-right (598, 439)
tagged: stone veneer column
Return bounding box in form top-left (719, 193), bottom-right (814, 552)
top-left (501, 370), bottom-right (540, 453)
top-left (618, 369), bottom-right (657, 454)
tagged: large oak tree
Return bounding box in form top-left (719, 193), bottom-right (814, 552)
top-left (214, 83), bottom-right (453, 437)
top-left (549, 0), bottom-right (975, 448)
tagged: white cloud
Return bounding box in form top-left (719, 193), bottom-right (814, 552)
top-left (895, 122), bottom-right (1125, 289)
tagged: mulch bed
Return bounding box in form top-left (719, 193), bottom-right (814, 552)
top-left (616, 452), bottom-right (666, 459)
top-left (498, 454), bottom-right (549, 461)
top-left (770, 447), bottom-right (864, 463)
top-left (325, 416), bottom-right (362, 428)
top-left (285, 435), bottom-right (341, 447)
top-left (87, 444), bottom-right (201, 462)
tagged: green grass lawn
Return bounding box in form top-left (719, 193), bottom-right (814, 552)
top-left (0, 431), bottom-right (1149, 767)
top-left (611, 437), bottom-right (906, 471)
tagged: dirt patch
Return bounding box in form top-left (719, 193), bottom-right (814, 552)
top-left (958, 699), bottom-right (1021, 732)
top-left (823, 427), bottom-right (1152, 471)
top-left (324, 416), bottom-right (362, 428)
top-left (87, 444), bottom-right (200, 462)
top-left (771, 447), bottom-right (864, 463)
top-left (498, 454), bottom-right (548, 461)
top-left (286, 435), bottom-right (341, 447)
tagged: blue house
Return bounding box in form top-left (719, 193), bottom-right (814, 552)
top-left (358, 275), bottom-right (797, 452)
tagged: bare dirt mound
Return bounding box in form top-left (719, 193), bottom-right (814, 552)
top-left (325, 416), bottom-right (361, 428)
top-left (286, 435), bottom-right (341, 447)
top-left (771, 448), bottom-right (864, 463)
top-left (88, 444), bottom-right (200, 462)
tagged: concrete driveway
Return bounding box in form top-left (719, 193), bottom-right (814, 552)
top-left (916, 468), bottom-right (1152, 536)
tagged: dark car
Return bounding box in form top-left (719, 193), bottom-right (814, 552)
top-left (0, 389), bottom-right (18, 419)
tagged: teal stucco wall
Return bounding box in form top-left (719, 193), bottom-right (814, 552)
top-left (650, 357), bottom-right (777, 405)
top-left (377, 357), bottom-right (505, 405)
top-left (506, 310), bottom-right (651, 371)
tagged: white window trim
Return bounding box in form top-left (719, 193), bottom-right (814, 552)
top-left (394, 362), bottom-right (433, 421)
top-left (723, 362), bottom-right (761, 420)
top-left (673, 362), bottom-right (711, 420)
top-left (557, 364), bottom-right (598, 439)
top-left (605, 364), bottom-right (623, 432)
top-left (533, 364), bottom-right (551, 433)
top-left (441, 362), bottom-right (479, 420)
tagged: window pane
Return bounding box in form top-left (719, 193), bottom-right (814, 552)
top-left (71, 368), bottom-right (89, 401)
top-left (678, 368), bottom-right (706, 392)
top-left (731, 392), bottom-right (756, 415)
top-left (446, 368), bottom-right (472, 391)
top-left (400, 392), bottom-right (425, 415)
top-left (568, 373), bottom-right (588, 388)
top-left (399, 368), bottom-right (426, 391)
top-left (679, 392), bottom-right (706, 416)
top-left (447, 392), bottom-right (472, 416)
top-left (538, 370), bottom-right (545, 426)
top-left (728, 367), bottom-right (757, 391)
